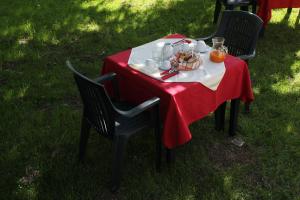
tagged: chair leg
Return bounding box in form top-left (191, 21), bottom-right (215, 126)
top-left (229, 99), bottom-right (240, 137)
top-left (214, 101), bottom-right (227, 131)
top-left (78, 117), bottom-right (91, 161)
top-left (259, 27), bottom-right (265, 37)
top-left (111, 136), bottom-right (127, 193)
top-left (244, 102), bottom-right (250, 113)
top-left (252, 0), bottom-right (257, 13)
top-left (214, 0), bottom-right (222, 24)
top-left (154, 106), bottom-right (162, 172)
top-left (243, 59), bottom-right (252, 113)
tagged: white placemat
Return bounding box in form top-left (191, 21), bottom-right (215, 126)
top-left (128, 38), bottom-right (226, 91)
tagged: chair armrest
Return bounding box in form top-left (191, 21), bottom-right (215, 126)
top-left (237, 50), bottom-right (256, 60)
top-left (116, 97), bottom-right (160, 118)
top-left (95, 73), bottom-right (120, 100)
top-left (94, 73), bottom-right (117, 83)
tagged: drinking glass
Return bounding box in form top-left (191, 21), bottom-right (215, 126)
top-left (152, 42), bottom-right (165, 63)
top-left (152, 48), bottom-right (161, 62)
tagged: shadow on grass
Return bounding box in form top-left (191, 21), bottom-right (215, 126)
top-left (1, 0), bottom-right (300, 199)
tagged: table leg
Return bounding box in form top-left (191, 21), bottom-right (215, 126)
top-left (287, 8), bottom-right (292, 14)
top-left (259, 27), bottom-right (265, 38)
top-left (215, 101), bottom-right (227, 131)
top-left (229, 98), bottom-right (240, 136)
top-left (244, 102), bottom-right (250, 113)
top-left (166, 148), bottom-right (175, 163)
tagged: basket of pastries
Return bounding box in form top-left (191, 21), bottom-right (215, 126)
top-left (170, 52), bottom-right (203, 71)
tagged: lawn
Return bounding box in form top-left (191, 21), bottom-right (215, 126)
top-left (0, 0), bottom-right (299, 199)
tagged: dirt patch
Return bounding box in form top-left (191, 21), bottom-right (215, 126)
top-left (208, 139), bottom-right (256, 169)
top-left (63, 95), bottom-right (82, 108)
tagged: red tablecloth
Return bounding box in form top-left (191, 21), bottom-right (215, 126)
top-left (102, 34), bottom-right (254, 149)
top-left (258, 0), bottom-right (300, 27)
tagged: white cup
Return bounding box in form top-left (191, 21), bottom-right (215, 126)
top-left (196, 40), bottom-right (207, 53)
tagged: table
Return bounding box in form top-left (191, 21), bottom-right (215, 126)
top-left (102, 34), bottom-right (254, 149)
top-left (257, 0), bottom-right (300, 27)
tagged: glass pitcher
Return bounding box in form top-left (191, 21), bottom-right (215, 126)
top-left (210, 37), bottom-right (228, 63)
top-left (212, 37), bottom-right (228, 54)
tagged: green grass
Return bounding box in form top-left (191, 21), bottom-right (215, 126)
top-left (1, 0), bottom-right (299, 199)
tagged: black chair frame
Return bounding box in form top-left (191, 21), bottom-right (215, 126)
top-left (66, 60), bottom-right (161, 192)
top-left (199, 11), bottom-right (263, 61)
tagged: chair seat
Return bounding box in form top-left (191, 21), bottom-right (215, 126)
top-left (115, 112), bottom-right (151, 137)
top-left (113, 101), bottom-right (152, 137)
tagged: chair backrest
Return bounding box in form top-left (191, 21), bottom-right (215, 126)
top-left (222, 0), bottom-right (256, 6)
top-left (66, 61), bottom-right (115, 138)
top-left (215, 10), bottom-right (263, 57)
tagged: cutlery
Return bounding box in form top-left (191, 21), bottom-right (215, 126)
top-left (161, 70), bottom-right (179, 80)
top-left (171, 39), bottom-right (192, 47)
top-left (160, 67), bottom-right (177, 76)
top-left (171, 39), bottom-right (185, 46)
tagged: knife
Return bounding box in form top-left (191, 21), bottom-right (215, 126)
top-left (161, 70), bottom-right (179, 80)
top-left (160, 68), bottom-right (176, 76)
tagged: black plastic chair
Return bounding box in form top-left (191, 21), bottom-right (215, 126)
top-left (214, 0), bottom-right (257, 24)
top-left (197, 10), bottom-right (262, 132)
top-left (66, 61), bottom-right (161, 192)
top-left (204, 10), bottom-right (263, 62)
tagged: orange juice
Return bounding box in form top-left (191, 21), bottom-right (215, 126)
top-left (210, 50), bottom-right (226, 63)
